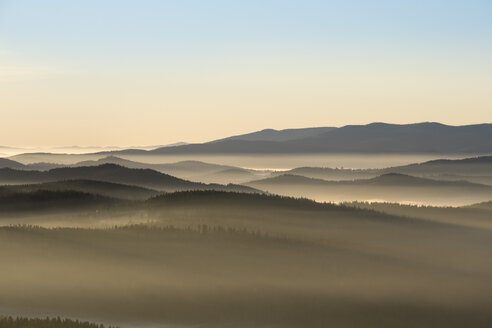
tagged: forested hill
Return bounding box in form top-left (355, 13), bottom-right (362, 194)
top-left (0, 164), bottom-right (259, 193)
top-left (0, 316), bottom-right (117, 328)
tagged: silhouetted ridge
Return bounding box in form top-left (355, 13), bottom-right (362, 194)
top-left (141, 122), bottom-right (492, 154)
top-left (0, 158), bottom-right (25, 169)
top-left (0, 164), bottom-right (260, 193)
top-left (210, 126), bottom-right (335, 143)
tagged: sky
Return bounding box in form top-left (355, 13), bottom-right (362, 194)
top-left (0, 0), bottom-right (491, 147)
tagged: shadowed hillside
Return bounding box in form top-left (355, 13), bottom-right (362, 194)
top-left (0, 164), bottom-right (260, 193)
top-left (0, 158), bottom-right (26, 170)
top-left (0, 190), bottom-right (117, 214)
top-left (4, 180), bottom-right (159, 201)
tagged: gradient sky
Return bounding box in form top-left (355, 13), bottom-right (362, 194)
top-left (1, 0), bottom-right (491, 147)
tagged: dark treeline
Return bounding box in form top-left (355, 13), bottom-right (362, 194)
top-left (148, 189), bottom-right (342, 211)
top-left (0, 190), bottom-right (119, 214)
top-left (0, 316), bottom-right (116, 328)
top-left (0, 224), bottom-right (292, 247)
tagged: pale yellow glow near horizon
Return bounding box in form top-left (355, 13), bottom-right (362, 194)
top-left (1, 50), bottom-right (491, 147)
top-left (1, 1), bottom-right (492, 148)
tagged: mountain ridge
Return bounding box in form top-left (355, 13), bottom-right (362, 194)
top-left (7, 123), bottom-right (492, 158)
top-left (147, 122), bottom-right (492, 154)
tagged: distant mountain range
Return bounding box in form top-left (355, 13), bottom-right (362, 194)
top-left (123, 122), bottom-right (492, 155)
top-left (5, 123), bottom-right (492, 160)
top-left (210, 127), bottom-right (336, 143)
top-left (0, 142), bottom-right (190, 157)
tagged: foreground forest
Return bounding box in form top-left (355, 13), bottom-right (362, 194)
top-left (1, 190), bottom-right (492, 327)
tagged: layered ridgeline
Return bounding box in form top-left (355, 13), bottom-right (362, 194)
top-left (7, 123), bottom-right (492, 163)
top-left (2, 156), bottom-right (492, 205)
top-left (0, 164), bottom-right (258, 193)
top-left (1, 191), bottom-right (492, 327)
top-left (1, 156), bottom-right (270, 184)
top-left (245, 173), bottom-right (492, 205)
top-left (4, 155), bottom-right (492, 185)
top-left (277, 156), bottom-right (492, 184)
top-left (107, 122), bottom-right (492, 154)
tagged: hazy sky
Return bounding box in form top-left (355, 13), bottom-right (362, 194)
top-left (1, 0), bottom-right (491, 147)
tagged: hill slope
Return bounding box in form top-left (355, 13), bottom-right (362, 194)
top-left (0, 158), bottom-right (25, 169)
top-left (0, 164), bottom-right (260, 193)
top-left (75, 156), bottom-right (239, 175)
top-left (5, 179), bottom-right (159, 200)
